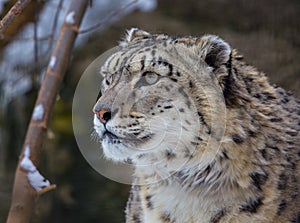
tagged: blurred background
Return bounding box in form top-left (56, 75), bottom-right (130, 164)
top-left (0, 0), bottom-right (299, 222)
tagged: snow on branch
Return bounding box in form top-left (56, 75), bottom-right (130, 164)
top-left (20, 146), bottom-right (51, 192)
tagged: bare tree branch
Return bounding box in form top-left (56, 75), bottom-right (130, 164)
top-left (0, 1), bottom-right (46, 51)
top-left (6, 1), bottom-right (88, 223)
top-left (46, 0), bottom-right (64, 52)
top-left (78, 0), bottom-right (138, 34)
top-left (33, 0), bottom-right (39, 89)
top-left (0, 0), bottom-right (31, 38)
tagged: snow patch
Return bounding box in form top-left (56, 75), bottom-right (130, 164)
top-left (65, 11), bottom-right (76, 24)
top-left (49, 56), bottom-right (56, 69)
top-left (20, 146), bottom-right (50, 191)
top-left (20, 146), bottom-right (36, 172)
top-left (32, 104), bottom-right (44, 121)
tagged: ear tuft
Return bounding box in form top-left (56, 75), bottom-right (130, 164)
top-left (119, 28), bottom-right (151, 47)
top-left (197, 35), bottom-right (231, 69)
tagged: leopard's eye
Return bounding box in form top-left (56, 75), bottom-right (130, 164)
top-left (144, 72), bottom-right (159, 85)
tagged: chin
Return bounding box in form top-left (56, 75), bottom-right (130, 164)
top-left (101, 139), bottom-right (135, 163)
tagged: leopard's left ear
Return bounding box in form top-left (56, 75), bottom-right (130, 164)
top-left (119, 28), bottom-right (151, 47)
top-left (196, 35), bottom-right (231, 69)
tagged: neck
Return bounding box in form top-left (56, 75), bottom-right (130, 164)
top-left (134, 148), bottom-right (259, 223)
top-left (135, 134), bottom-right (266, 210)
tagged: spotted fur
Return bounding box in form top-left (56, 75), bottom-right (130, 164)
top-left (93, 28), bottom-right (300, 222)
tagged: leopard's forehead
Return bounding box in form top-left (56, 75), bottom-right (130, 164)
top-left (101, 35), bottom-right (201, 78)
top-left (99, 28), bottom-right (232, 80)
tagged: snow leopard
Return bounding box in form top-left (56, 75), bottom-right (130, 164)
top-left (93, 28), bottom-right (300, 223)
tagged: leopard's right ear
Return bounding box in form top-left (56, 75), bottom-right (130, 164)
top-left (119, 28), bottom-right (151, 47)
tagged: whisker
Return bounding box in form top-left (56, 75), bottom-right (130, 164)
top-left (91, 129), bottom-right (100, 142)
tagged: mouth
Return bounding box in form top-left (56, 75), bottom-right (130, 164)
top-left (103, 130), bottom-right (118, 140)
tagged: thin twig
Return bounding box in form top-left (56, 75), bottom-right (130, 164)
top-left (46, 0), bottom-right (63, 53)
top-left (1, 34), bottom-right (54, 42)
top-left (37, 184), bottom-right (57, 196)
top-left (33, 0), bottom-right (38, 64)
top-left (33, 0), bottom-right (39, 88)
top-left (0, 0), bottom-right (32, 38)
top-left (78, 0), bottom-right (138, 34)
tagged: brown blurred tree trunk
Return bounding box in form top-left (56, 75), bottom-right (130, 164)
top-left (0, 0), bottom-right (47, 50)
top-left (6, 1), bottom-right (88, 223)
top-left (0, 0), bottom-right (31, 36)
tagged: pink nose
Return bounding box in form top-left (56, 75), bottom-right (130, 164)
top-left (93, 109), bottom-right (111, 124)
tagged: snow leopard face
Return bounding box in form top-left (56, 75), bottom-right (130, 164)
top-left (93, 29), bottom-right (229, 168)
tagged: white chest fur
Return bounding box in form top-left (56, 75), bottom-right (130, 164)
top-left (139, 180), bottom-right (226, 223)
